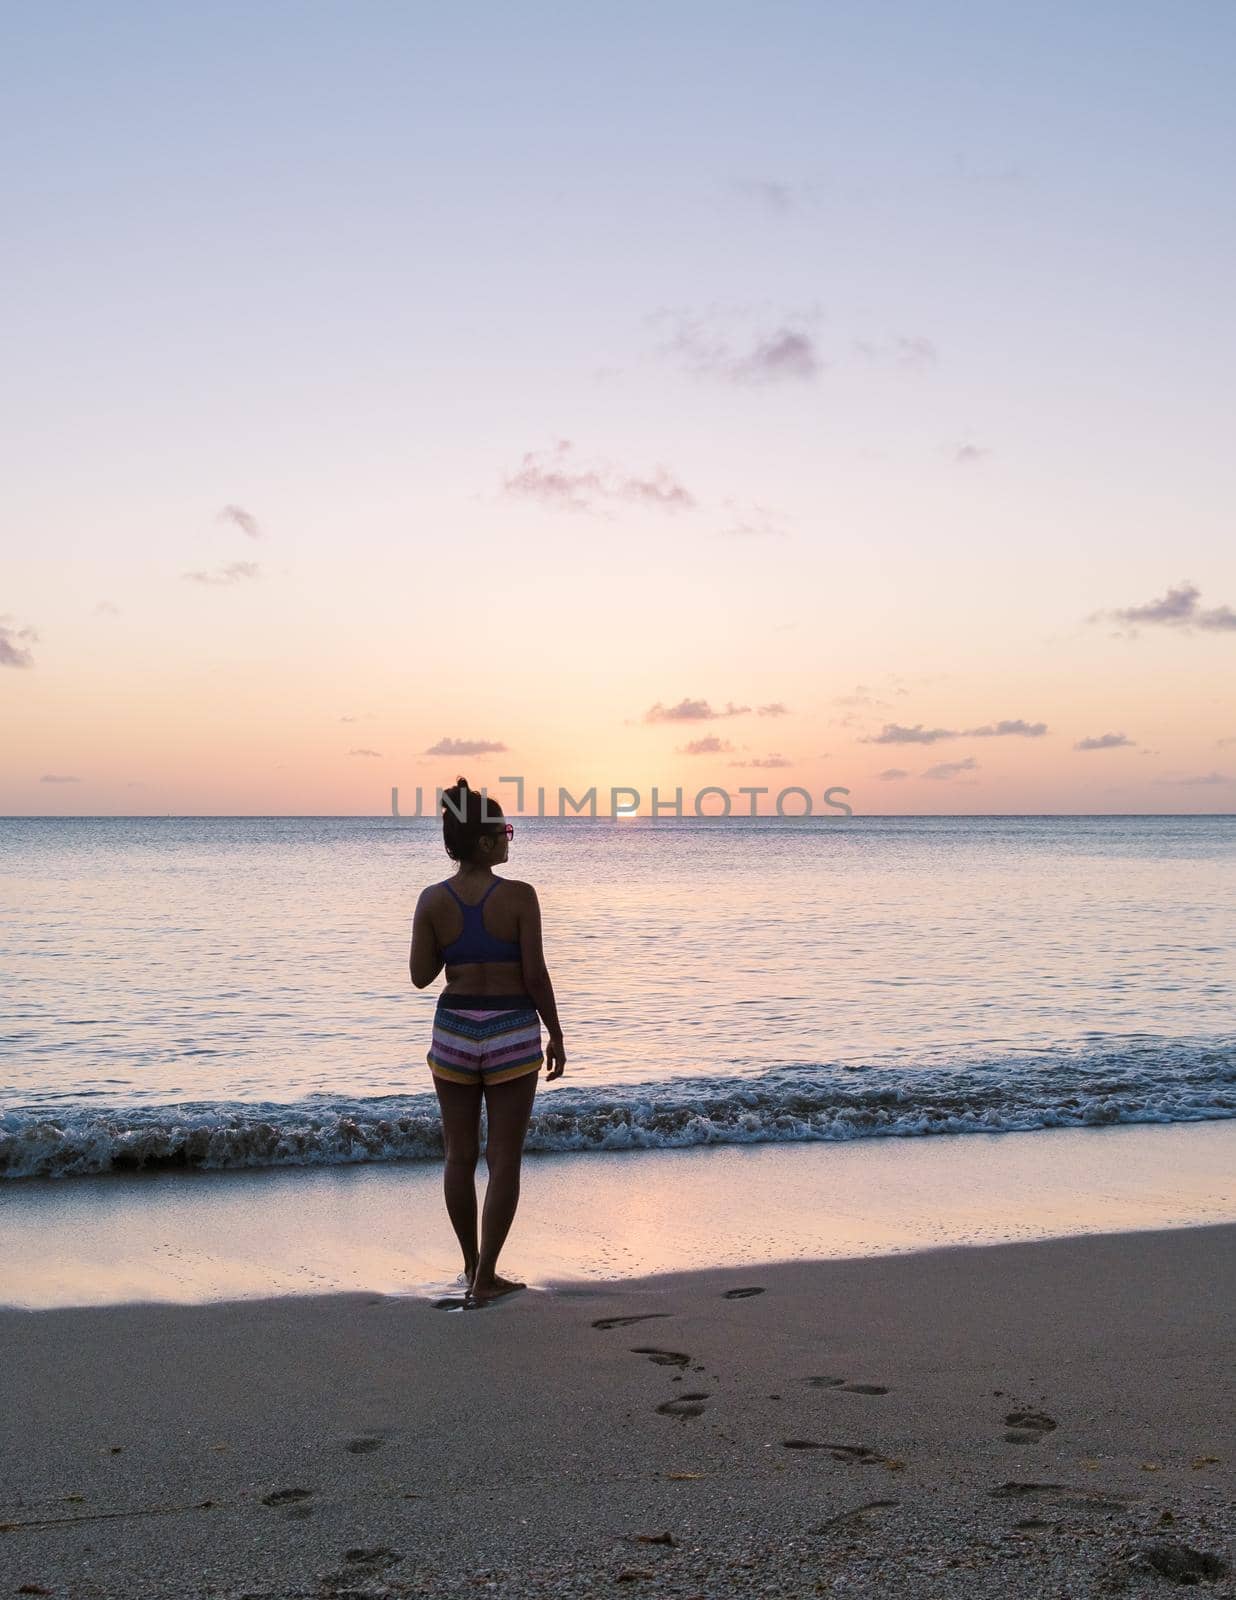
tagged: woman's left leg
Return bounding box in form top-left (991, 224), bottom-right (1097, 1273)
top-left (472, 1069), bottom-right (539, 1300)
top-left (432, 1074), bottom-right (484, 1280)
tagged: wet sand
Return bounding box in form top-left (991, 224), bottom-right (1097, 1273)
top-left (1, 1224), bottom-right (1233, 1598)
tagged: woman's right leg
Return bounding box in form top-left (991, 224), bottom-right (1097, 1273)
top-left (431, 1074), bottom-right (483, 1280)
top-left (472, 1069), bottom-right (538, 1300)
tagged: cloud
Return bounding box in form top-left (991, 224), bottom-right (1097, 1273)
top-left (715, 517), bottom-right (789, 540)
top-left (94, 600), bottom-right (120, 616)
top-left (644, 698), bottom-right (751, 723)
top-left (896, 336), bottom-right (938, 369)
top-left (964, 719), bottom-right (1047, 738)
top-left (182, 561), bottom-right (261, 586)
top-left (0, 618), bottom-right (38, 669)
top-left (876, 768), bottom-right (910, 781)
top-left (729, 754), bottom-right (792, 769)
top-left (679, 735), bottom-right (735, 756)
top-left (954, 443), bottom-right (991, 465)
top-left (757, 702), bottom-right (789, 717)
top-left (835, 685), bottom-right (892, 710)
top-left (852, 335), bottom-right (939, 370)
top-left (654, 309), bottom-right (824, 385)
top-left (340, 715), bottom-right (358, 724)
top-left (921, 757), bottom-right (978, 780)
top-left (348, 748), bottom-right (383, 758)
top-left (1091, 580), bottom-right (1236, 634)
top-left (425, 737), bottom-right (509, 757)
top-left (1217, 735), bottom-right (1236, 747)
top-left (502, 439), bottom-right (694, 515)
top-left (1151, 770), bottom-right (1232, 786)
top-left (1074, 732), bottom-right (1134, 751)
top-left (40, 773), bottom-right (80, 784)
top-left (862, 723), bottom-right (957, 745)
top-left (727, 177), bottom-right (795, 213)
top-left (218, 504), bottom-right (262, 539)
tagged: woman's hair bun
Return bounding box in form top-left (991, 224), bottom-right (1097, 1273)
top-left (441, 773), bottom-right (503, 862)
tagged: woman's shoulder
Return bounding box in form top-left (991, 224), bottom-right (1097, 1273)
top-left (495, 876), bottom-right (537, 901)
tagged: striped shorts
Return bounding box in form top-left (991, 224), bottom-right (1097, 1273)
top-left (428, 994), bottom-right (544, 1086)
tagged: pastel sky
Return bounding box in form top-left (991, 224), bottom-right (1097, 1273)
top-left (3, 1), bottom-right (1235, 815)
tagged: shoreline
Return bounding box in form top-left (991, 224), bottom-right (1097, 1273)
top-left (3, 1118), bottom-right (1234, 1311)
top-left (2, 1225), bottom-right (1232, 1598)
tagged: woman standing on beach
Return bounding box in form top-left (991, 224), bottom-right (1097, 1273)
top-left (409, 777), bottom-right (566, 1303)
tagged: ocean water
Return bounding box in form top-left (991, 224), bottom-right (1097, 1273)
top-left (1, 815), bottom-right (1234, 1181)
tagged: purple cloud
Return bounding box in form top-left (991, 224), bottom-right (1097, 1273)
top-left (644, 698), bottom-right (752, 723)
top-left (679, 735), bottom-right (735, 755)
top-left (348, 748), bottom-right (383, 758)
top-left (876, 768), bottom-right (909, 781)
top-left (183, 562), bottom-right (261, 586)
top-left (502, 439), bottom-right (694, 515)
top-left (921, 757), bottom-right (978, 780)
top-left (218, 504), bottom-right (262, 539)
top-left (1074, 733), bottom-right (1134, 751)
top-left (0, 618), bottom-right (38, 669)
top-left (40, 773), bottom-right (80, 784)
top-left (425, 737), bottom-right (509, 757)
top-left (1092, 581), bottom-right (1236, 634)
top-left (862, 723), bottom-right (957, 745)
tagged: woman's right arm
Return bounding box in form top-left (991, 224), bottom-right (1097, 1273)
top-left (409, 888), bottom-right (445, 989)
top-left (519, 884), bottom-right (565, 1080)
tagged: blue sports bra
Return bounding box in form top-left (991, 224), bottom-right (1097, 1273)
top-left (439, 880), bottom-right (522, 966)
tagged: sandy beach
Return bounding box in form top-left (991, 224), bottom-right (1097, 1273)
top-left (2, 1223), bottom-right (1232, 1598)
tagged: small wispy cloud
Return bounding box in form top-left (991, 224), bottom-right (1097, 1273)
top-left (183, 561), bottom-right (261, 586)
top-left (727, 177), bottom-right (796, 213)
top-left (644, 698), bottom-right (751, 723)
top-left (679, 735), bottom-right (735, 756)
top-left (1151, 771), bottom-right (1232, 787)
top-left (348, 748), bottom-right (382, 758)
top-left (966, 719), bottom-right (1047, 738)
top-left (652, 308), bottom-right (824, 386)
top-left (40, 773), bottom-right (80, 784)
top-left (862, 723), bottom-right (957, 746)
top-left (877, 768), bottom-right (909, 781)
top-left (835, 685), bottom-right (892, 710)
top-left (729, 754), bottom-right (792, 769)
top-left (922, 757), bottom-right (978, 780)
top-left (862, 717), bottom-right (1045, 744)
top-left (1217, 735), bottom-right (1236, 747)
top-left (0, 617), bottom-right (38, 669)
top-left (954, 443), bottom-right (991, 465)
top-left (502, 439), bottom-right (694, 515)
top-left (425, 737), bottom-right (509, 757)
top-left (1089, 580), bottom-right (1236, 635)
top-left (757, 702), bottom-right (789, 718)
top-left (852, 335), bottom-right (939, 370)
top-left (218, 504), bottom-right (262, 539)
top-left (94, 600), bottom-right (120, 616)
top-left (1074, 733), bottom-right (1135, 751)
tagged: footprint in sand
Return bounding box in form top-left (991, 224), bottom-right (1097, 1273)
top-left (630, 1347), bottom-right (691, 1368)
top-left (261, 1487), bottom-right (313, 1507)
top-left (592, 1314), bottom-right (672, 1330)
top-left (1002, 1410), bottom-right (1057, 1444)
top-left (812, 1499), bottom-right (900, 1534)
top-left (343, 1547), bottom-right (403, 1569)
top-left (802, 1376), bottom-right (889, 1394)
top-left (782, 1441), bottom-right (889, 1464)
top-left (722, 1287), bottom-right (765, 1299)
top-left (989, 1481), bottom-right (1127, 1514)
top-left (655, 1393), bottom-right (711, 1420)
top-left (345, 1437), bottom-right (383, 1454)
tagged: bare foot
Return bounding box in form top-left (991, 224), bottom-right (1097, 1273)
top-left (467, 1273), bottom-right (526, 1305)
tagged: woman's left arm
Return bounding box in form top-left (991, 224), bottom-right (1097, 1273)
top-left (409, 888), bottom-right (445, 989)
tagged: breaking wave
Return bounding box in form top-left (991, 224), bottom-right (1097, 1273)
top-left (3, 1036), bottom-right (1233, 1181)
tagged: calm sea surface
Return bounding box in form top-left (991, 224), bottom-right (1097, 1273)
top-left (2, 816), bottom-right (1233, 1179)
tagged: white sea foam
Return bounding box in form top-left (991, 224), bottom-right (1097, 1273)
top-left (3, 1038), bottom-right (1233, 1181)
